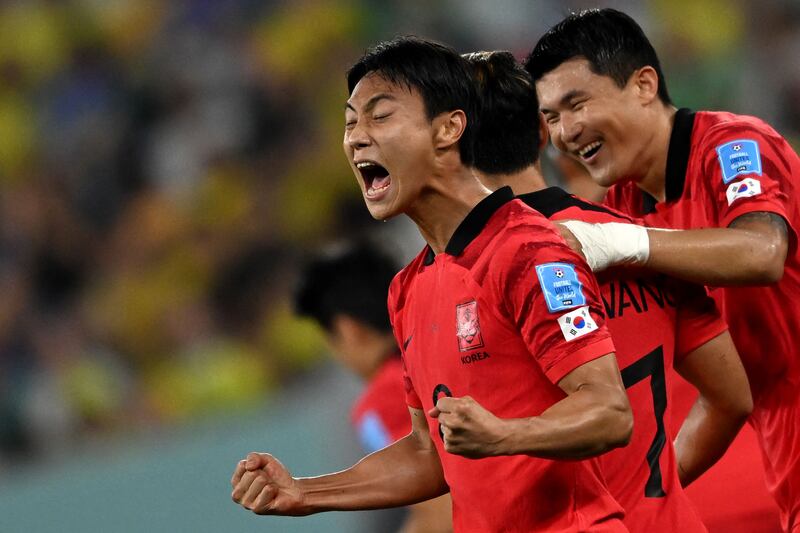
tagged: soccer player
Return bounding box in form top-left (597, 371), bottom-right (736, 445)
top-left (466, 49), bottom-right (752, 532)
top-left (294, 242), bottom-right (452, 533)
top-left (231, 36), bottom-right (633, 532)
top-left (527, 8), bottom-right (800, 532)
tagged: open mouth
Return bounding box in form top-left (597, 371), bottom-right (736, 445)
top-left (577, 141), bottom-right (602, 161)
top-left (356, 161), bottom-right (391, 198)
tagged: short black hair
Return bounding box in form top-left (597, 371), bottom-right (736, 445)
top-left (294, 242), bottom-right (398, 334)
top-left (347, 36), bottom-right (479, 166)
top-left (525, 8), bottom-right (672, 105)
top-left (465, 51), bottom-right (540, 174)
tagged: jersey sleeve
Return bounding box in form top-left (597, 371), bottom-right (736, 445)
top-left (701, 122), bottom-right (797, 234)
top-left (671, 280), bottom-right (729, 363)
top-left (388, 275), bottom-right (423, 410)
top-left (400, 353), bottom-right (422, 409)
top-left (496, 227), bottom-right (616, 384)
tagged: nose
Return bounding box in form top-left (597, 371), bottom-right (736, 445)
top-left (345, 120), bottom-right (371, 151)
top-left (558, 113), bottom-right (583, 147)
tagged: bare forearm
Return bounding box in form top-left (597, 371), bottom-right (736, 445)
top-left (647, 225), bottom-right (785, 286)
top-left (499, 386), bottom-right (632, 459)
top-left (673, 397), bottom-right (748, 487)
top-left (298, 434), bottom-right (448, 514)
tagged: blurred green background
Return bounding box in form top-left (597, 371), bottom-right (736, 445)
top-left (0, 0), bottom-right (797, 531)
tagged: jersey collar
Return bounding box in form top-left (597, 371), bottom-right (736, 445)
top-left (422, 186), bottom-right (514, 263)
top-left (516, 186), bottom-right (571, 216)
top-left (518, 186), bottom-right (636, 222)
top-left (642, 107), bottom-right (696, 214)
top-left (446, 186), bottom-right (514, 256)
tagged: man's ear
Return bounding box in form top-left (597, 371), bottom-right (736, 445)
top-left (432, 110), bottom-right (467, 151)
top-left (632, 66), bottom-right (660, 105)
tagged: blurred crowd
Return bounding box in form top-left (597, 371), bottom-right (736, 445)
top-left (0, 0), bottom-right (798, 470)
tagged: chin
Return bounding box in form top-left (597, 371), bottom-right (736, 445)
top-left (364, 201), bottom-right (396, 221)
top-left (589, 167), bottom-right (621, 188)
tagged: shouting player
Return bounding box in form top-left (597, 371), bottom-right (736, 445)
top-left (294, 242), bottom-right (452, 533)
top-left (231, 36), bottom-right (633, 532)
top-left (528, 8), bottom-right (800, 532)
top-left (466, 49), bottom-right (752, 532)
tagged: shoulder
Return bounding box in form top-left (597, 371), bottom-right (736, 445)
top-left (696, 110), bottom-right (787, 148)
top-left (547, 194), bottom-right (637, 224)
top-left (481, 201), bottom-right (587, 282)
top-left (519, 187), bottom-right (636, 224)
top-left (489, 200), bottom-right (569, 259)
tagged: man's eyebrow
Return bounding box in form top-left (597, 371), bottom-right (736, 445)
top-left (344, 93), bottom-right (397, 113)
top-left (540, 89), bottom-right (587, 114)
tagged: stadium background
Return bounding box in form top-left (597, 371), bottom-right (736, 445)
top-left (0, 0), bottom-right (796, 531)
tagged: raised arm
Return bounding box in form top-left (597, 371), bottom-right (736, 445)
top-left (673, 331), bottom-right (753, 486)
top-left (429, 353), bottom-right (632, 460)
top-left (231, 406), bottom-right (448, 516)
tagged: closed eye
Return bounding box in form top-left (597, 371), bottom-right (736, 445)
top-left (571, 98), bottom-right (588, 111)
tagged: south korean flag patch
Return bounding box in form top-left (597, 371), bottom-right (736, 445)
top-left (726, 177), bottom-right (762, 205)
top-left (557, 306), bottom-right (598, 342)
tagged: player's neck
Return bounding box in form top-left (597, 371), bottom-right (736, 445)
top-left (476, 164), bottom-right (547, 196)
top-left (406, 165), bottom-right (493, 255)
top-left (635, 105), bottom-right (678, 202)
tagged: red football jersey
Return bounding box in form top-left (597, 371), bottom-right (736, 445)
top-left (350, 356), bottom-right (411, 453)
top-left (605, 109), bottom-right (800, 530)
top-left (389, 187), bottom-right (625, 533)
top-left (521, 187), bottom-right (726, 532)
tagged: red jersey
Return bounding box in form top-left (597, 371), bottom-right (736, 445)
top-left (350, 356), bottom-right (410, 453)
top-left (388, 187), bottom-right (625, 533)
top-left (605, 109), bottom-right (800, 530)
top-left (520, 187), bottom-right (726, 532)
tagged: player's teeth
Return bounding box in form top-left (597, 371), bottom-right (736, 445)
top-left (579, 142), bottom-right (601, 157)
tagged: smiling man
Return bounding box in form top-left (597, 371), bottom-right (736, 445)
top-left (231, 37), bottom-right (633, 532)
top-left (527, 9), bottom-right (800, 532)
top-left (468, 49), bottom-right (751, 533)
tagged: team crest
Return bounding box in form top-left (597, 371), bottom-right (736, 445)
top-left (456, 300), bottom-right (484, 352)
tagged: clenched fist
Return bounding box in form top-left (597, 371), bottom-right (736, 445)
top-left (428, 396), bottom-right (511, 459)
top-left (230, 452), bottom-right (308, 515)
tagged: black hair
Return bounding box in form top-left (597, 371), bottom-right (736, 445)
top-left (347, 36), bottom-right (479, 166)
top-left (525, 8), bottom-right (672, 104)
top-left (465, 51), bottom-right (541, 174)
top-left (293, 241), bottom-right (399, 334)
